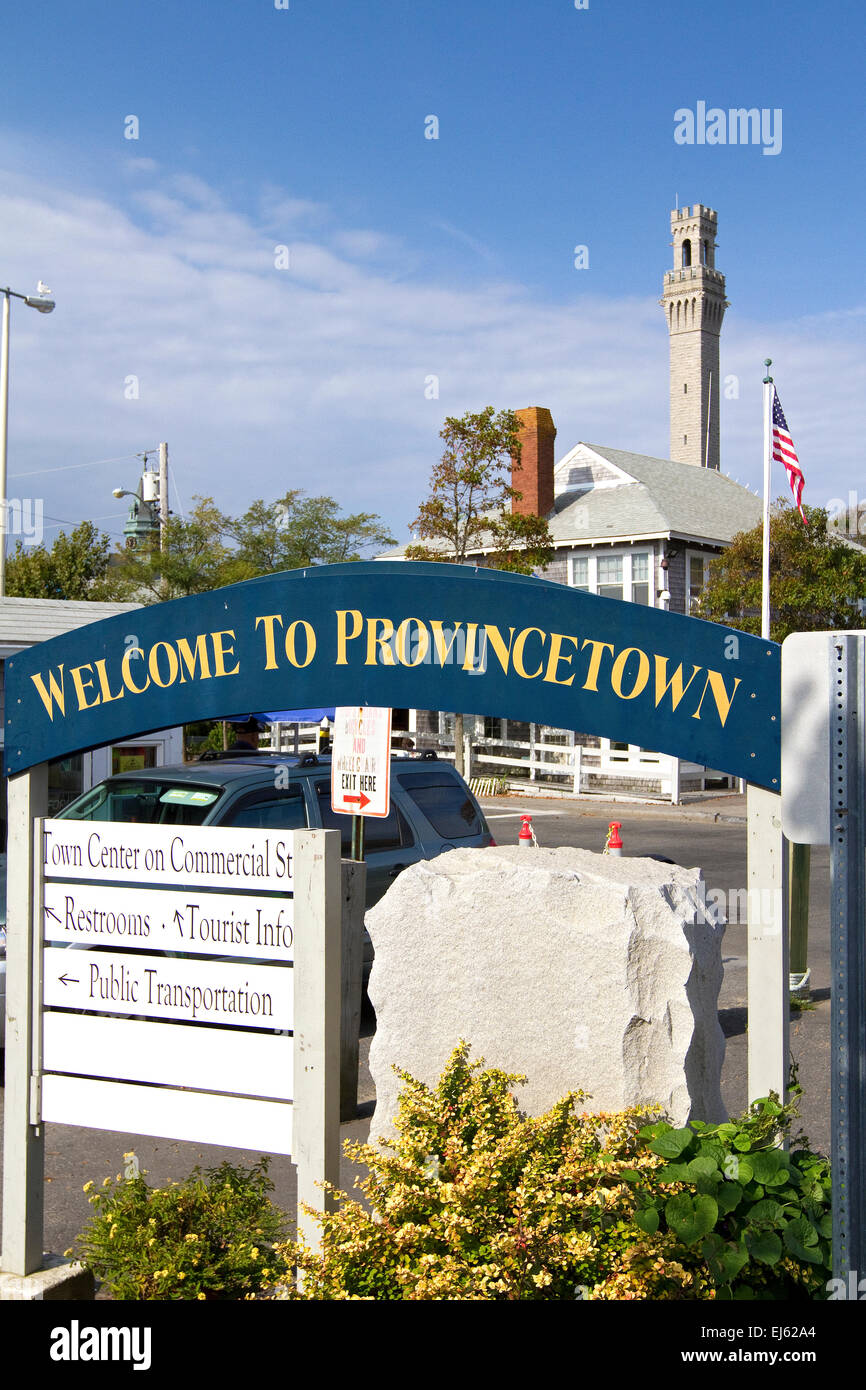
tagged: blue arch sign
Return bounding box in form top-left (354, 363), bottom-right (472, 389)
top-left (5, 561), bottom-right (781, 788)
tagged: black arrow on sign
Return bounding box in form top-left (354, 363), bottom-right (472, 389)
top-left (44, 905), bottom-right (62, 923)
top-left (57, 974), bottom-right (80, 987)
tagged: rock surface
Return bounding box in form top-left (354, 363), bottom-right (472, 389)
top-left (367, 845), bottom-right (725, 1140)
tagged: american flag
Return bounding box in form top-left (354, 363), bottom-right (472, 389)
top-left (772, 389), bottom-right (807, 523)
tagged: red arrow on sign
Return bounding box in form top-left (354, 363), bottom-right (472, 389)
top-left (343, 792), bottom-right (370, 810)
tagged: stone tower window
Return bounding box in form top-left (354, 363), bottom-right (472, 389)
top-left (682, 238), bottom-right (692, 267)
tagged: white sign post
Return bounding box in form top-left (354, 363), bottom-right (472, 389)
top-left (331, 705), bottom-right (392, 818)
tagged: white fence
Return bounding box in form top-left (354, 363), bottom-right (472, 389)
top-left (259, 719), bottom-right (735, 803)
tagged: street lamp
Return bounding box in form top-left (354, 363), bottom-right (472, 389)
top-left (0, 283), bottom-right (56, 597)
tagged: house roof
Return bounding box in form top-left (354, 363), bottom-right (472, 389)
top-left (550, 444), bottom-right (763, 546)
top-left (381, 442), bottom-right (764, 559)
top-left (0, 596), bottom-right (142, 654)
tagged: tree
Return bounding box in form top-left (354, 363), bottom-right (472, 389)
top-left (696, 501), bottom-right (866, 643)
top-left (405, 406), bottom-right (554, 771)
top-left (109, 497), bottom-right (245, 601)
top-left (110, 491), bottom-right (396, 602)
top-left (405, 406), bottom-right (554, 573)
top-left (226, 492), bottom-right (395, 573)
top-left (6, 520), bottom-right (131, 601)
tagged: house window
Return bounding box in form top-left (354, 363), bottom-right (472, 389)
top-left (687, 553), bottom-right (712, 612)
top-left (569, 550), bottom-right (652, 606)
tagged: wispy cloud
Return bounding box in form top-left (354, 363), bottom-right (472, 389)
top-left (1, 160), bottom-right (863, 545)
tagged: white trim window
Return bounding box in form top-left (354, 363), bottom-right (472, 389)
top-left (687, 552), bottom-right (713, 613)
top-left (569, 549), bottom-right (653, 606)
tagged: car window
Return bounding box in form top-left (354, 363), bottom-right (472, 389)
top-left (219, 785), bottom-right (309, 831)
top-left (314, 782), bottom-right (414, 853)
top-left (395, 770), bottom-right (483, 839)
top-left (59, 781), bottom-right (220, 826)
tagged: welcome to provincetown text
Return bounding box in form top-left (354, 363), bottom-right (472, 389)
top-left (28, 608), bottom-right (743, 730)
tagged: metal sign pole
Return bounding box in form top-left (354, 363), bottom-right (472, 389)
top-left (829, 635), bottom-right (866, 1283)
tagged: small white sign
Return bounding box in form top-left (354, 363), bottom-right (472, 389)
top-left (43, 946), bottom-right (292, 1029)
top-left (43, 882), bottom-right (293, 961)
top-left (331, 706), bottom-right (392, 818)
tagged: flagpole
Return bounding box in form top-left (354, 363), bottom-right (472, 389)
top-left (761, 359), bottom-right (774, 641)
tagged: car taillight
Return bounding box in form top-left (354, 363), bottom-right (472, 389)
top-left (488, 836), bottom-right (497, 847)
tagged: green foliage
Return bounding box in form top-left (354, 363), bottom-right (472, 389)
top-left (406, 406), bottom-right (553, 575)
top-left (6, 520), bottom-right (131, 601)
top-left (74, 1157), bottom-right (291, 1300)
top-left (696, 500), bottom-right (866, 642)
top-left (279, 1043), bottom-right (831, 1301)
top-left (625, 1084), bottom-right (832, 1300)
top-left (111, 491), bottom-right (396, 601)
top-left (227, 491), bottom-right (396, 572)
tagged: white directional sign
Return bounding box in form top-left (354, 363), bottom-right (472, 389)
top-left (43, 946), bottom-right (293, 1029)
top-left (331, 705), bottom-right (392, 817)
top-left (42, 819), bottom-right (295, 890)
top-left (43, 882), bottom-right (293, 960)
top-left (37, 820), bottom-right (303, 1155)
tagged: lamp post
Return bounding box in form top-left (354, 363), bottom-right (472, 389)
top-left (0, 283), bottom-right (56, 598)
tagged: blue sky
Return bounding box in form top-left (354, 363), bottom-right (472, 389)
top-left (1, 0), bottom-right (864, 548)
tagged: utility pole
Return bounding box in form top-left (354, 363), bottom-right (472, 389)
top-left (158, 441), bottom-right (169, 549)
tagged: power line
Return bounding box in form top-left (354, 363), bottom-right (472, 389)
top-left (9, 452), bottom-right (145, 480)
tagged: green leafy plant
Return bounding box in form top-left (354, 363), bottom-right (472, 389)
top-left (279, 1044), bottom-right (830, 1301)
top-left (620, 1075), bottom-right (831, 1300)
top-left (73, 1156), bottom-right (292, 1300)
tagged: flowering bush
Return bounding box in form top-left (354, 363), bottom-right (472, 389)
top-left (280, 1043), bottom-right (830, 1301)
top-left (73, 1156), bottom-right (292, 1300)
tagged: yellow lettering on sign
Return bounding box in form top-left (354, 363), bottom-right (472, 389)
top-left (544, 632), bottom-right (580, 687)
top-left (581, 639), bottom-right (614, 691)
top-left (177, 634), bottom-right (213, 683)
top-left (484, 624), bottom-right (516, 676)
top-left (366, 617), bottom-right (395, 666)
top-left (70, 664), bottom-right (100, 712)
top-left (336, 610), bottom-right (363, 665)
top-left (430, 620), bottom-right (462, 666)
top-left (94, 658), bottom-right (125, 705)
top-left (462, 622), bottom-right (481, 672)
top-left (285, 620), bottom-right (316, 668)
top-left (148, 641), bottom-right (179, 689)
top-left (611, 647), bottom-right (650, 700)
top-left (396, 618), bottom-right (428, 667)
top-left (122, 647), bottom-right (150, 695)
top-left (692, 669), bottom-right (742, 727)
top-left (211, 630), bottom-right (240, 678)
top-left (654, 656), bottom-right (703, 711)
top-left (255, 615), bottom-right (284, 671)
top-left (30, 666), bottom-right (67, 721)
top-left (513, 627), bottom-right (545, 680)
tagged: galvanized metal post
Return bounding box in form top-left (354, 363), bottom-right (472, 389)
top-left (1, 765), bottom-right (48, 1275)
top-left (829, 635), bottom-right (866, 1283)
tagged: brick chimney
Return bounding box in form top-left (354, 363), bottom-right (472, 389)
top-left (511, 407), bottom-right (556, 517)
